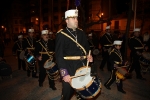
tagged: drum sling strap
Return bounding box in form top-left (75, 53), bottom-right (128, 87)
top-left (60, 31), bottom-right (87, 55)
top-left (38, 41), bottom-right (54, 57)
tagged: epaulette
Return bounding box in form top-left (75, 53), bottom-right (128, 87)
top-left (109, 48), bottom-right (114, 55)
top-left (78, 28), bottom-right (83, 31)
top-left (57, 29), bottom-right (63, 34)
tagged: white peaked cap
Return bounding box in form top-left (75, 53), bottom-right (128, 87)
top-left (88, 33), bottom-right (92, 36)
top-left (41, 30), bottom-right (48, 35)
top-left (113, 40), bottom-right (122, 45)
top-left (133, 28), bottom-right (140, 32)
top-left (18, 35), bottom-right (23, 39)
top-left (65, 9), bottom-right (78, 19)
top-left (28, 29), bottom-right (34, 33)
top-left (106, 25), bottom-right (110, 30)
top-left (49, 32), bottom-right (53, 34)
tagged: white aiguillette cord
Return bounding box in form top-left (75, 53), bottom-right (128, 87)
top-left (71, 50), bottom-right (91, 79)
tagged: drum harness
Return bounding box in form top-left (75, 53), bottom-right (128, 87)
top-left (38, 41), bottom-right (59, 80)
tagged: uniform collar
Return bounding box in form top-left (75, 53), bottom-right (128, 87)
top-left (66, 27), bottom-right (77, 32)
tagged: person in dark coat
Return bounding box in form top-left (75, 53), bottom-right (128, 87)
top-left (35, 30), bottom-right (57, 90)
top-left (99, 25), bottom-right (114, 71)
top-left (23, 28), bottom-right (38, 78)
top-left (128, 28), bottom-right (146, 80)
top-left (12, 35), bottom-right (26, 70)
top-left (55, 9), bottom-right (93, 100)
top-left (104, 40), bottom-right (128, 94)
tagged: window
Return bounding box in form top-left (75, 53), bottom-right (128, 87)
top-left (15, 20), bottom-right (18, 24)
top-left (53, 16), bottom-right (58, 21)
top-left (15, 27), bottom-right (18, 31)
top-left (53, 7), bottom-right (58, 12)
top-left (43, 16), bottom-right (48, 22)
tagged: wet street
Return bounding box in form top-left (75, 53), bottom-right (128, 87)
top-left (0, 42), bottom-right (150, 100)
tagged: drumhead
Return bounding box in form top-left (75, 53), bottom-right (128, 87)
top-left (44, 59), bottom-right (54, 69)
top-left (71, 67), bottom-right (92, 89)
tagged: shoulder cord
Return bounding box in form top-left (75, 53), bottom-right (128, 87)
top-left (38, 41), bottom-right (54, 57)
top-left (104, 34), bottom-right (113, 44)
top-left (25, 37), bottom-right (33, 48)
top-left (16, 42), bottom-right (22, 50)
top-left (61, 31), bottom-right (87, 55)
top-left (134, 37), bottom-right (144, 47)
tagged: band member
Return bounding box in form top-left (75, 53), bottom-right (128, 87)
top-left (128, 28), bottom-right (146, 80)
top-left (104, 40), bottom-right (127, 94)
top-left (55, 9), bottom-right (93, 100)
top-left (24, 28), bottom-right (38, 78)
top-left (35, 30), bottom-right (56, 90)
top-left (99, 25), bottom-right (114, 71)
top-left (12, 35), bottom-right (26, 71)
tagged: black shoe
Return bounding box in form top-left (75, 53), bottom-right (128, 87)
top-left (118, 89), bottom-right (126, 94)
top-left (104, 84), bottom-right (111, 90)
top-left (50, 86), bottom-right (57, 90)
top-left (39, 83), bottom-right (43, 87)
top-left (32, 76), bottom-right (39, 78)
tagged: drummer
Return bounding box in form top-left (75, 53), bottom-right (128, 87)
top-left (12, 35), bottom-right (26, 71)
top-left (104, 40), bottom-right (127, 94)
top-left (55, 9), bottom-right (93, 100)
top-left (23, 28), bottom-right (38, 78)
top-left (35, 30), bottom-right (56, 90)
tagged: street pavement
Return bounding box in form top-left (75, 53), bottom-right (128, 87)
top-left (0, 42), bottom-right (150, 100)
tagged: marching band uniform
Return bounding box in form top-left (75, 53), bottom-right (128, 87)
top-left (55, 9), bottom-right (91, 100)
top-left (12, 35), bottom-right (26, 71)
top-left (35, 30), bottom-right (56, 90)
top-left (99, 26), bottom-right (114, 71)
top-left (23, 29), bottom-right (38, 78)
top-left (128, 28), bottom-right (145, 80)
top-left (104, 40), bottom-right (126, 94)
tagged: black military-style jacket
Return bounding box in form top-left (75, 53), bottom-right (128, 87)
top-left (100, 33), bottom-right (114, 49)
top-left (12, 40), bottom-right (24, 56)
top-left (55, 28), bottom-right (90, 76)
top-left (23, 37), bottom-right (36, 51)
top-left (35, 39), bottom-right (55, 63)
top-left (129, 36), bottom-right (144, 53)
top-left (109, 48), bottom-right (123, 70)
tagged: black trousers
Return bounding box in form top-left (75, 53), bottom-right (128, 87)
top-left (60, 81), bottom-right (85, 100)
top-left (38, 61), bottom-right (55, 87)
top-left (100, 50), bottom-right (111, 71)
top-left (27, 64), bottom-right (37, 77)
top-left (17, 55), bottom-right (26, 70)
top-left (105, 69), bottom-right (123, 90)
top-left (128, 53), bottom-right (142, 78)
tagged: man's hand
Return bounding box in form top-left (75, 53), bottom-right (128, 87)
top-left (63, 75), bottom-right (71, 82)
top-left (87, 55), bottom-right (93, 62)
top-left (38, 56), bottom-right (42, 61)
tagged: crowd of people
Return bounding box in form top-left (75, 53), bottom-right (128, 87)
top-left (0, 8), bottom-right (150, 100)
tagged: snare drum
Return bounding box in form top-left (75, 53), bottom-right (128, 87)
top-left (116, 67), bottom-right (130, 80)
top-left (44, 59), bottom-right (59, 80)
top-left (139, 56), bottom-right (150, 65)
top-left (92, 49), bottom-right (100, 55)
top-left (19, 50), bottom-right (25, 60)
top-left (24, 53), bottom-right (36, 66)
top-left (71, 66), bottom-right (101, 99)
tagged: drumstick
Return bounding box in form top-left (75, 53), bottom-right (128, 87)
top-left (116, 65), bottom-right (129, 69)
top-left (70, 73), bottom-right (86, 79)
top-left (86, 50), bottom-right (91, 68)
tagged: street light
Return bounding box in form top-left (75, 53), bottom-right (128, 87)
top-left (1, 26), bottom-right (4, 28)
